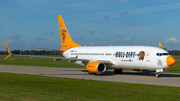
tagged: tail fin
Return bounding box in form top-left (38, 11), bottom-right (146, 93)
top-left (58, 15), bottom-right (81, 52)
top-left (3, 40), bottom-right (12, 60)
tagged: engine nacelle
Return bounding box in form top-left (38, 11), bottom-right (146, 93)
top-left (86, 61), bottom-right (106, 73)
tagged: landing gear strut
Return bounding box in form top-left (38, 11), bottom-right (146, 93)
top-left (114, 68), bottom-right (122, 74)
top-left (156, 73), bottom-right (161, 78)
top-left (156, 69), bottom-right (163, 78)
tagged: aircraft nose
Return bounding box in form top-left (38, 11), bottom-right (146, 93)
top-left (166, 56), bottom-right (176, 67)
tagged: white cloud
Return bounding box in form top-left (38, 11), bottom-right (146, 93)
top-left (10, 35), bottom-right (21, 40)
top-left (26, 42), bottom-right (34, 46)
top-left (164, 37), bottom-right (179, 44)
top-left (126, 37), bottom-right (133, 42)
top-left (89, 42), bottom-right (94, 46)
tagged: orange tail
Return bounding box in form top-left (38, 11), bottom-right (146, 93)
top-left (58, 15), bottom-right (81, 52)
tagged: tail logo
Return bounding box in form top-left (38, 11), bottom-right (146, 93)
top-left (138, 51), bottom-right (145, 61)
top-left (61, 29), bottom-right (66, 44)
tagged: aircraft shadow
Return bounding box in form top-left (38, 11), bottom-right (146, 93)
top-left (119, 71), bottom-right (180, 77)
top-left (38, 70), bottom-right (180, 78)
top-left (88, 70), bottom-right (180, 77)
top-left (38, 73), bottom-right (89, 76)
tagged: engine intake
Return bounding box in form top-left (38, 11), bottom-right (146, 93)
top-left (86, 61), bottom-right (106, 73)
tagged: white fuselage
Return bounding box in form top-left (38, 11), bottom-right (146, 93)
top-left (63, 46), bottom-right (170, 70)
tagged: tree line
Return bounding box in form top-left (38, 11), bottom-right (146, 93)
top-left (168, 50), bottom-right (180, 56)
top-left (0, 49), bottom-right (180, 56)
top-left (0, 50), bottom-right (62, 55)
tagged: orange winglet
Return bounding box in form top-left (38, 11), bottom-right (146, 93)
top-left (4, 54), bottom-right (11, 60)
top-left (159, 41), bottom-right (162, 49)
top-left (3, 40), bottom-right (12, 60)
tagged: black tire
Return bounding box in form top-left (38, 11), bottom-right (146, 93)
top-left (88, 72), bottom-right (97, 75)
top-left (88, 72), bottom-right (92, 75)
top-left (114, 69), bottom-right (122, 74)
top-left (156, 73), bottom-right (161, 78)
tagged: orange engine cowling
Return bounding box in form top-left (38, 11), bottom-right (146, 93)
top-left (86, 61), bottom-right (106, 73)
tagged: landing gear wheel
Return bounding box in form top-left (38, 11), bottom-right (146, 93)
top-left (158, 73), bottom-right (161, 77)
top-left (88, 72), bottom-right (93, 75)
top-left (88, 72), bottom-right (97, 75)
top-left (156, 73), bottom-right (158, 78)
top-left (156, 73), bottom-right (161, 78)
top-left (114, 68), bottom-right (122, 74)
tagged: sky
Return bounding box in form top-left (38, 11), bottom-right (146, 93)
top-left (0, 0), bottom-right (180, 51)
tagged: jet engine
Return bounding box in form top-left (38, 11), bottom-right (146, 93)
top-left (86, 61), bottom-right (106, 74)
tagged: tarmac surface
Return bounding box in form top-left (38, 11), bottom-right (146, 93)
top-left (0, 64), bottom-right (180, 87)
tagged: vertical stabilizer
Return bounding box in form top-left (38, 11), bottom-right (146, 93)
top-left (58, 15), bottom-right (81, 52)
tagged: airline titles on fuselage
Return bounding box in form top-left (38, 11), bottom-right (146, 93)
top-left (70, 50), bottom-right (144, 60)
top-left (115, 52), bottom-right (136, 58)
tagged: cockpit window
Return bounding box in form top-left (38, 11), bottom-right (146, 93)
top-left (156, 53), bottom-right (170, 56)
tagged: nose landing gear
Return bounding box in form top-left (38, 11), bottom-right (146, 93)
top-left (156, 72), bottom-right (161, 78)
top-left (156, 69), bottom-right (163, 78)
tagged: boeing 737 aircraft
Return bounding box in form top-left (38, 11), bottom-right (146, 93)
top-left (4, 15), bottom-right (176, 78)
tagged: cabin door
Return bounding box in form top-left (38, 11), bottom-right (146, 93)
top-left (146, 50), bottom-right (151, 62)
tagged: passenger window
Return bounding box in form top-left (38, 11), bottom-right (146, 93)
top-left (157, 53), bottom-right (170, 56)
top-left (156, 53), bottom-right (160, 56)
top-left (162, 53), bottom-right (168, 55)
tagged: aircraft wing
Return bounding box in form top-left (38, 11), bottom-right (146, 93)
top-left (9, 54), bottom-right (113, 66)
top-left (13, 54), bottom-right (89, 61)
top-left (30, 47), bottom-right (63, 51)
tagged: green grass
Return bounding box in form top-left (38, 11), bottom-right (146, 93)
top-left (0, 55), bottom-right (180, 73)
top-left (0, 72), bottom-right (180, 101)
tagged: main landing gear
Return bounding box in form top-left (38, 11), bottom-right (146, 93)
top-left (114, 68), bottom-right (122, 74)
top-left (88, 72), bottom-right (97, 75)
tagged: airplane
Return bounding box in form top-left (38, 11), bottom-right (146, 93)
top-left (3, 15), bottom-right (176, 78)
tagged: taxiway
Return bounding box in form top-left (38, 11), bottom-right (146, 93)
top-left (0, 65), bottom-right (180, 87)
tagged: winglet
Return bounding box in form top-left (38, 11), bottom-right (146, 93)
top-left (159, 41), bottom-right (162, 49)
top-left (3, 40), bottom-right (12, 60)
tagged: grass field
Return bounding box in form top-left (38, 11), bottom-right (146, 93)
top-left (0, 72), bottom-right (180, 101)
top-left (0, 55), bottom-right (180, 73)
top-left (0, 56), bottom-right (180, 100)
